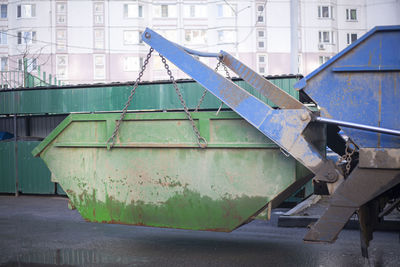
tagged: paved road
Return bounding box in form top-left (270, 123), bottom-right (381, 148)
top-left (0, 196), bottom-right (399, 267)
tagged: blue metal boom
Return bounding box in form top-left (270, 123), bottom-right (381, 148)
top-left (142, 28), bottom-right (342, 183)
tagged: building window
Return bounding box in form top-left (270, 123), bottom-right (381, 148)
top-left (184, 5), bottom-right (206, 18)
top-left (56, 30), bottom-right (66, 51)
top-left (189, 5), bottom-right (195, 17)
top-left (185, 30), bottom-right (207, 44)
top-left (94, 2), bottom-right (104, 25)
top-left (318, 31), bottom-right (334, 44)
top-left (1, 4), bottom-right (7, 18)
top-left (217, 30), bottom-right (235, 43)
top-left (256, 5), bottom-right (265, 23)
top-left (318, 6), bottom-right (332, 19)
top-left (56, 2), bottom-right (67, 25)
top-left (154, 4), bottom-right (176, 18)
top-left (0, 31), bottom-right (7, 45)
top-left (138, 5), bottom-right (143, 17)
top-left (17, 4), bottom-right (36, 18)
top-left (217, 4), bottom-right (235, 17)
top-left (56, 3), bottom-right (66, 13)
top-left (94, 2), bottom-right (103, 13)
top-left (19, 58), bottom-right (37, 72)
top-left (56, 55), bottom-right (68, 79)
top-left (257, 28), bottom-right (266, 50)
top-left (257, 53), bottom-right (267, 74)
top-left (319, 56), bottom-right (330, 65)
top-left (124, 4), bottom-right (143, 18)
top-left (297, 53), bottom-right (303, 74)
top-left (94, 15), bottom-right (103, 24)
top-left (123, 56), bottom-right (142, 72)
top-left (1, 57), bottom-right (8, 71)
top-left (94, 54), bottom-right (105, 79)
top-left (161, 5), bottom-right (168, 17)
top-left (347, 33), bottom-right (357, 45)
top-left (17, 31), bottom-right (37, 44)
top-left (138, 31), bottom-right (143, 43)
top-left (346, 9), bottom-right (357, 21)
top-left (31, 59), bottom-right (37, 71)
top-left (123, 30), bottom-right (141, 45)
top-left (57, 15), bottom-right (66, 24)
top-left (94, 29), bottom-right (105, 49)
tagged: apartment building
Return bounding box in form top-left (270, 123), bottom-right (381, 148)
top-left (0, 0), bottom-right (399, 85)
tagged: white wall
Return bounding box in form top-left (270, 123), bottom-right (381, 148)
top-left (366, 0), bottom-right (400, 28)
top-left (1, 0), bottom-right (399, 84)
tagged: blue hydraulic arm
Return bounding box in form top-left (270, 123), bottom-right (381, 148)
top-left (141, 28), bottom-right (343, 183)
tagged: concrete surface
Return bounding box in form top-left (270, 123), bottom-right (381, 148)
top-left (0, 195), bottom-right (399, 267)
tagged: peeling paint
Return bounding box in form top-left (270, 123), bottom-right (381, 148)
top-left (36, 111), bottom-right (305, 231)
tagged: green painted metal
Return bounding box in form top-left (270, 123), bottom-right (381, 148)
top-left (0, 141), bottom-right (55, 194)
top-left (1, 77), bottom-right (300, 115)
top-left (33, 111), bottom-right (309, 231)
top-left (0, 141), bottom-right (16, 193)
top-left (18, 141), bottom-right (55, 194)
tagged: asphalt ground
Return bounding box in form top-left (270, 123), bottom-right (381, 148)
top-left (0, 195), bottom-right (399, 267)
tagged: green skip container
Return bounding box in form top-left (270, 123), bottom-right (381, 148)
top-left (32, 111), bottom-right (309, 231)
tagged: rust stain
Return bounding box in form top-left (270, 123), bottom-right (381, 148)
top-left (379, 39), bottom-right (382, 66)
top-left (346, 74), bottom-right (352, 88)
top-left (368, 52), bottom-right (372, 66)
top-left (377, 78), bottom-right (382, 148)
top-left (218, 82), bottom-right (248, 108)
top-left (94, 123), bottom-right (98, 141)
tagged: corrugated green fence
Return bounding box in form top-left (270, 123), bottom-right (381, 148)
top-left (0, 77), bottom-right (300, 115)
top-left (0, 141), bottom-right (59, 194)
top-left (0, 141), bottom-right (16, 193)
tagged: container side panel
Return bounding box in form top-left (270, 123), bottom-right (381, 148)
top-left (37, 112), bottom-right (301, 231)
top-left (0, 141), bottom-right (16, 193)
top-left (302, 30), bottom-right (400, 148)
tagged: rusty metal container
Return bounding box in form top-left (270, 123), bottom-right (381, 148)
top-left (33, 111), bottom-right (308, 231)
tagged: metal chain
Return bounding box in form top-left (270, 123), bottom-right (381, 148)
top-left (106, 47), bottom-right (154, 149)
top-left (159, 54), bottom-right (207, 148)
top-left (194, 59), bottom-right (231, 112)
top-left (336, 138), bottom-right (357, 175)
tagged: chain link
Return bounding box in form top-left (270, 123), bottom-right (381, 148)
top-left (106, 47), bottom-right (154, 149)
top-left (159, 54), bottom-right (207, 148)
top-left (194, 58), bottom-right (230, 112)
top-left (336, 138), bottom-right (357, 175)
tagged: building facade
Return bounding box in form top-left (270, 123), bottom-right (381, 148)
top-left (0, 0), bottom-right (399, 85)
